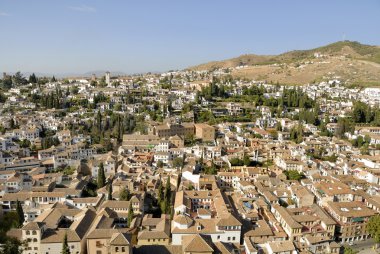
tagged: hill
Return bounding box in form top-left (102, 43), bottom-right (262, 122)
top-left (188, 41), bottom-right (380, 86)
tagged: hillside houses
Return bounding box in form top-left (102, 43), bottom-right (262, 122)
top-left (1, 71), bottom-right (380, 254)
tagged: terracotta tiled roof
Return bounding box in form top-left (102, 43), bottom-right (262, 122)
top-left (182, 234), bottom-right (213, 252)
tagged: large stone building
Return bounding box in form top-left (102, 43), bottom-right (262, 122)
top-left (152, 123), bottom-right (194, 138)
top-left (194, 123), bottom-right (215, 142)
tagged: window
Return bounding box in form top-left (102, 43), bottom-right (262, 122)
top-left (96, 251), bottom-right (102, 254)
top-left (115, 247), bottom-right (119, 252)
top-left (217, 235), bottom-right (220, 240)
top-left (232, 237), bottom-right (235, 241)
top-left (33, 238), bottom-right (37, 242)
top-left (26, 231), bottom-right (30, 235)
top-left (122, 247), bottom-right (125, 252)
top-left (228, 237), bottom-right (231, 241)
top-left (32, 230), bottom-right (37, 235)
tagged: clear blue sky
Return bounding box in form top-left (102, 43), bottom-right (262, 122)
top-left (1, 0), bottom-right (380, 75)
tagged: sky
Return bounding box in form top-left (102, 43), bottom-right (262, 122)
top-left (1, 0), bottom-right (380, 75)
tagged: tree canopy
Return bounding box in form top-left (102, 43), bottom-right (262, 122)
top-left (284, 170), bottom-right (305, 181)
top-left (368, 214), bottom-right (380, 243)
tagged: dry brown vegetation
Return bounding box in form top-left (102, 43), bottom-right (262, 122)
top-left (188, 41), bottom-right (380, 86)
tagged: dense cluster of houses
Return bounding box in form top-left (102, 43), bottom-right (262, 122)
top-left (0, 70), bottom-right (380, 254)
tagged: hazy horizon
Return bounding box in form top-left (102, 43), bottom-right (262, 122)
top-left (1, 0), bottom-right (380, 75)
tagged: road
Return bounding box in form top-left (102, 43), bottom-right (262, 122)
top-left (343, 238), bottom-right (378, 253)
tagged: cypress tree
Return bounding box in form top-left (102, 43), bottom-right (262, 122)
top-left (127, 202), bottom-right (134, 228)
top-left (62, 232), bottom-right (70, 254)
top-left (107, 181), bottom-right (113, 200)
top-left (97, 111), bottom-right (102, 130)
top-left (16, 200), bottom-right (24, 227)
top-left (165, 176), bottom-right (171, 201)
top-left (163, 177), bottom-right (171, 214)
top-left (157, 180), bottom-right (163, 204)
top-left (97, 162), bottom-right (106, 188)
top-left (118, 115), bottom-right (123, 142)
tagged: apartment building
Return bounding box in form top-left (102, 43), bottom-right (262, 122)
top-left (271, 204), bottom-right (336, 241)
top-left (172, 189), bottom-right (241, 245)
top-left (325, 201), bottom-right (375, 243)
top-left (311, 181), bottom-right (362, 206)
top-left (86, 229), bottom-right (132, 254)
top-left (137, 214), bottom-right (171, 245)
top-left (8, 206), bottom-right (96, 254)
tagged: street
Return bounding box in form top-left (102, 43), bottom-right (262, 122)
top-left (343, 238), bottom-right (379, 253)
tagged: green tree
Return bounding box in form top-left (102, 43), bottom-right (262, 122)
top-left (70, 86), bottom-right (79, 95)
top-left (1, 76), bottom-right (13, 89)
top-left (19, 139), bottom-right (31, 148)
top-left (203, 163), bottom-right (218, 175)
top-left (157, 180), bottom-right (163, 204)
top-left (284, 170), bottom-right (305, 181)
top-left (172, 157), bottom-right (184, 169)
top-left (343, 247), bottom-right (357, 254)
top-left (352, 101), bottom-right (371, 123)
top-left (356, 136), bottom-right (364, 147)
top-left (28, 73), bottom-right (37, 84)
top-left (230, 157), bottom-right (244, 166)
top-left (157, 161), bottom-right (164, 168)
top-left (12, 72), bottom-right (27, 85)
top-left (114, 103), bottom-right (122, 111)
top-left (61, 232), bottom-right (70, 254)
top-left (243, 155), bottom-right (252, 166)
top-left (97, 162), bottom-right (106, 188)
top-left (10, 118), bottom-right (16, 129)
top-left (16, 200), bottom-right (24, 227)
top-left (0, 238), bottom-right (23, 254)
top-left (0, 92), bottom-right (6, 103)
top-left (162, 177), bottom-right (172, 214)
top-left (335, 118), bottom-right (353, 138)
top-left (0, 212), bottom-right (20, 238)
top-left (290, 125), bottom-right (303, 144)
top-left (107, 181), bottom-right (113, 200)
top-left (127, 202), bottom-right (134, 227)
top-left (119, 187), bottom-right (130, 201)
top-left (276, 121), bottom-right (282, 131)
top-left (368, 214), bottom-right (380, 243)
